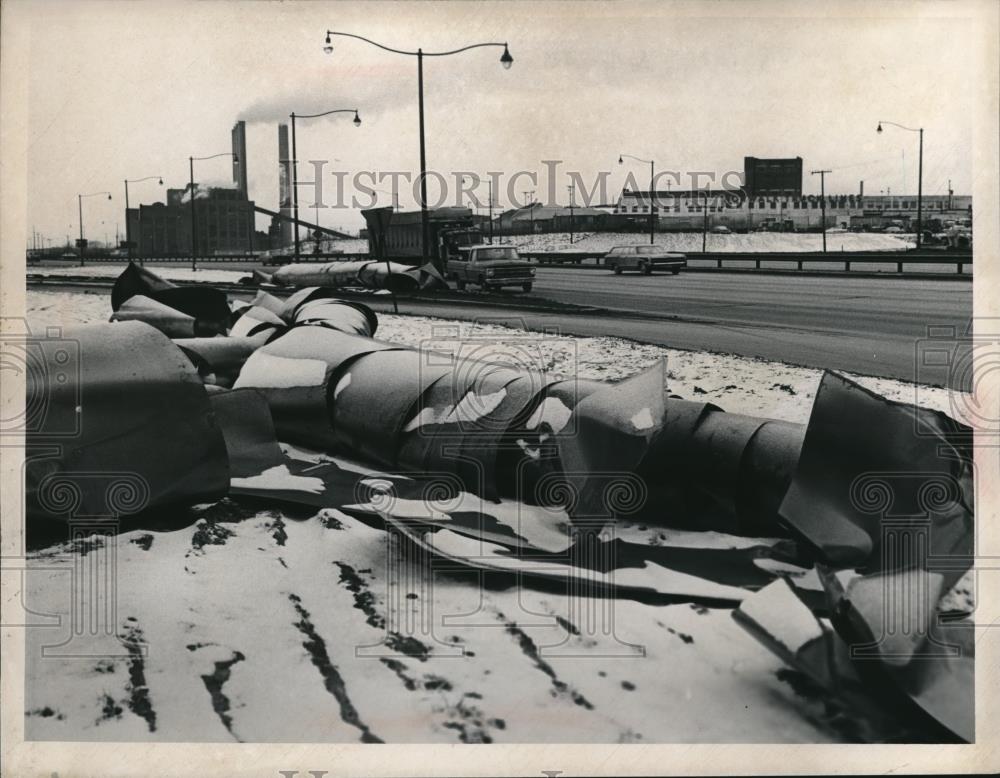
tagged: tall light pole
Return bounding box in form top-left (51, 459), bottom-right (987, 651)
top-left (78, 191), bottom-right (111, 266)
top-left (811, 169), bottom-right (831, 252)
top-left (567, 183), bottom-right (576, 245)
top-left (619, 153), bottom-right (656, 244)
top-left (124, 175), bottom-right (163, 265)
top-left (702, 190), bottom-right (709, 253)
top-left (523, 189), bottom-right (535, 234)
top-left (323, 31), bottom-right (513, 267)
top-left (877, 121), bottom-right (924, 248)
top-left (189, 152), bottom-right (238, 272)
top-left (291, 108), bottom-right (361, 263)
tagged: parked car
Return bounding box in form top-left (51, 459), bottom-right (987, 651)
top-left (884, 225), bottom-right (904, 234)
top-left (710, 225), bottom-right (731, 234)
top-left (603, 245), bottom-right (687, 275)
top-left (446, 244), bottom-right (536, 292)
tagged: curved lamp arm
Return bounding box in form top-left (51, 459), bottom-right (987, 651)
top-left (619, 153), bottom-right (653, 165)
top-left (877, 120), bottom-right (921, 133)
top-left (324, 30), bottom-right (512, 65)
top-left (192, 152), bottom-right (238, 162)
top-left (126, 175), bottom-right (164, 184)
top-left (294, 108), bottom-right (361, 124)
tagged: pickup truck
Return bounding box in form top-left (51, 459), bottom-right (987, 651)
top-left (446, 245), bottom-right (536, 292)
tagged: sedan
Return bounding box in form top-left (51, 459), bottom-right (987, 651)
top-left (604, 245), bottom-right (687, 275)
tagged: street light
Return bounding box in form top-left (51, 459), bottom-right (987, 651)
top-left (619, 153), bottom-right (656, 244)
top-left (877, 120), bottom-right (924, 248)
top-left (189, 152), bottom-right (238, 271)
top-left (124, 175), bottom-right (163, 265)
top-left (323, 31), bottom-right (512, 268)
top-left (77, 191), bottom-right (112, 266)
top-left (290, 108), bottom-right (361, 263)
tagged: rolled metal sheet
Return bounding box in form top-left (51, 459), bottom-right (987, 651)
top-left (455, 368), bottom-right (552, 499)
top-left (294, 299), bottom-right (378, 336)
top-left (272, 260), bottom-right (422, 293)
top-left (175, 337), bottom-right (261, 387)
top-left (25, 321), bottom-right (230, 525)
top-left (330, 348), bottom-right (453, 468)
top-left (779, 371), bottom-right (973, 571)
top-left (232, 327), bottom-right (399, 449)
top-left (111, 262), bottom-right (230, 335)
top-left (110, 294), bottom-right (196, 338)
top-left (230, 291), bottom-right (378, 343)
top-left (229, 305), bottom-right (285, 341)
top-left (279, 287), bottom-right (378, 334)
top-left (208, 387), bottom-right (286, 478)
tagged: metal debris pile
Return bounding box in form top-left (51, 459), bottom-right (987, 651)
top-left (25, 262), bottom-right (975, 742)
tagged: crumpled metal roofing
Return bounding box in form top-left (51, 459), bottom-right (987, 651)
top-left (22, 263), bottom-right (977, 742)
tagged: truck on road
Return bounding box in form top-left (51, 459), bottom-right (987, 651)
top-left (446, 244), bottom-right (536, 292)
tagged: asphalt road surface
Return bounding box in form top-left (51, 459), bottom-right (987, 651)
top-left (30, 260), bottom-right (974, 389)
top-left (532, 268), bottom-right (974, 389)
top-left (364, 268), bottom-right (972, 390)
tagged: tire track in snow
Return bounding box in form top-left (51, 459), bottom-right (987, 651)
top-left (288, 594), bottom-right (383, 743)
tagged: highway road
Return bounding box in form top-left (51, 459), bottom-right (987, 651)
top-left (29, 261), bottom-right (974, 389)
top-left (527, 268), bottom-right (974, 388)
top-left (366, 268), bottom-right (972, 389)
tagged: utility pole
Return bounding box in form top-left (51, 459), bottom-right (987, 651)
top-left (488, 178), bottom-right (494, 244)
top-left (567, 183), bottom-right (576, 245)
top-left (948, 178), bottom-right (952, 210)
top-left (523, 190), bottom-right (535, 234)
top-left (811, 169), bottom-right (831, 253)
top-left (702, 190), bottom-right (709, 253)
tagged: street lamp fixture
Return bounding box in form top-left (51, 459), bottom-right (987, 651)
top-left (500, 44), bottom-right (513, 69)
top-left (619, 153), bottom-right (656, 244)
top-left (77, 190), bottom-right (112, 266)
top-left (124, 175), bottom-right (164, 265)
top-left (322, 30), bottom-right (513, 268)
top-left (289, 107), bottom-right (362, 263)
top-left (189, 152), bottom-right (238, 271)
top-left (876, 119), bottom-right (924, 248)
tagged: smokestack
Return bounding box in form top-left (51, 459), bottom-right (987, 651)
top-left (232, 121), bottom-right (248, 199)
top-left (278, 123), bottom-right (292, 246)
top-left (859, 180), bottom-right (864, 200)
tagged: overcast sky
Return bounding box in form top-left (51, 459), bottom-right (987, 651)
top-left (22, 0), bottom-right (976, 242)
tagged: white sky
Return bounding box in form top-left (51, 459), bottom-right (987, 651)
top-left (21, 0), bottom-right (975, 241)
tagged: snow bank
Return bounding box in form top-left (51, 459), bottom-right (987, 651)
top-left (505, 231), bottom-right (915, 254)
top-left (28, 264), bottom-right (250, 284)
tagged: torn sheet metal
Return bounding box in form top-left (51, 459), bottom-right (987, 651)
top-left (111, 262), bottom-right (231, 336)
top-left (232, 327), bottom-right (399, 449)
top-left (229, 287), bottom-right (378, 344)
top-left (779, 371), bottom-right (973, 574)
top-left (25, 321), bottom-right (230, 526)
top-left (208, 387), bottom-right (286, 478)
top-left (110, 294), bottom-right (197, 338)
top-left (735, 572), bottom-right (974, 743)
top-left (26, 286), bottom-right (975, 740)
top-left (175, 337), bottom-right (262, 388)
top-left (271, 260), bottom-right (428, 293)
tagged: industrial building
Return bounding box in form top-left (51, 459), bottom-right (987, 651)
top-left (613, 188), bottom-right (971, 232)
top-left (125, 185), bottom-right (258, 257)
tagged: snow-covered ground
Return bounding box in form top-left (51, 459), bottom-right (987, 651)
top-left (505, 231), bottom-right (916, 254)
top-left (20, 290), bottom-right (973, 743)
top-left (27, 264), bottom-right (253, 284)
